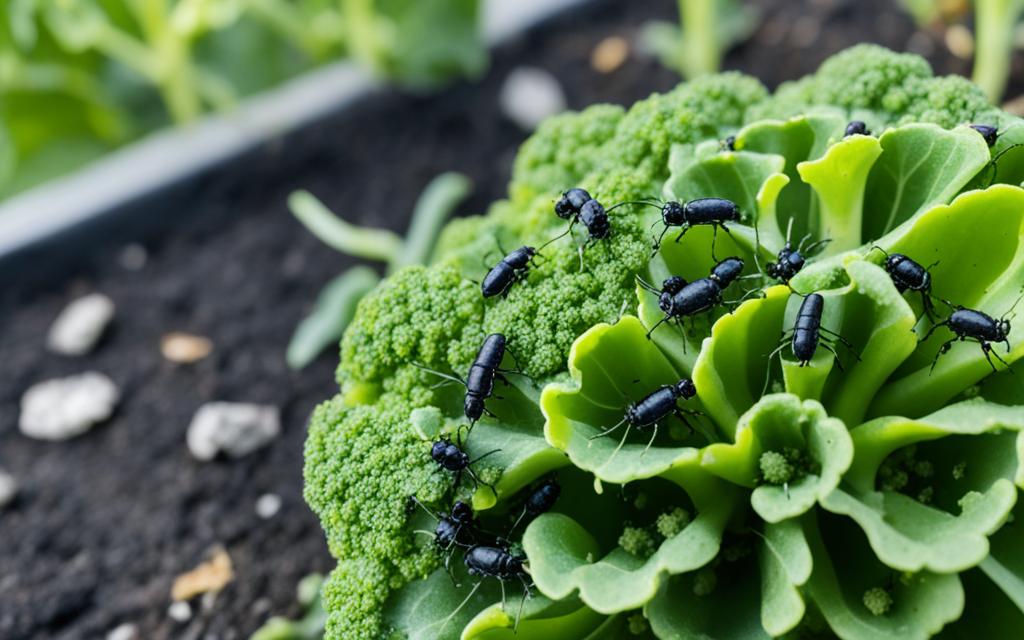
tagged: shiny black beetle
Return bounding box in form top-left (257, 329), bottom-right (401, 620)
top-left (764, 293), bottom-right (859, 393)
top-left (637, 257), bottom-right (761, 341)
top-left (845, 120), bottom-right (870, 137)
top-left (508, 477), bottom-right (561, 535)
top-left (431, 435), bottom-right (501, 493)
top-left (549, 188), bottom-right (611, 268)
top-left (970, 124), bottom-right (999, 146)
top-left (869, 246), bottom-right (937, 320)
top-left (588, 378), bottom-right (701, 460)
top-left (609, 196), bottom-right (741, 254)
top-left (921, 297), bottom-right (1020, 373)
top-left (415, 333), bottom-right (522, 428)
top-left (481, 246), bottom-right (538, 298)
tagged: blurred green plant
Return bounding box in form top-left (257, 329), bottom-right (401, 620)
top-left (251, 573), bottom-right (327, 640)
top-left (286, 172), bottom-right (472, 369)
top-left (0, 0), bottom-right (484, 199)
top-left (640, 0), bottom-right (758, 79)
top-left (898, 0), bottom-right (1024, 103)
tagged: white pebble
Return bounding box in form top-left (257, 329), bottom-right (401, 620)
top-left (187, 403), bottom-right (280, 461)
top-left (0, 468), bottom-right (18, 508)
top-left (499, 67), bottom-right (567, 131)
top-left (106, 623), bottom-right (138, 640)
top-left (47, 293), bottom-right (115, 356)
top-left (255, 493), bottom-right (282, 519)
top-left (168, 601), bottom-right (192, 622)
top-left (19, 372), bottom-right (120, 441)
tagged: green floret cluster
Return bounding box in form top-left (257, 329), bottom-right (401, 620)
top-left (304, 45), bottom-right (1024, 639)
top-left (751, 44), bottom-right (999, 128)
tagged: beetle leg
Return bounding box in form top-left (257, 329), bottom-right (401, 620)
top-left (674, 224), bottom-right (691, 243)
top-left (982, 340), bottom-right (1012, 372)
top-left (820, 341), bottom-right (846, 371)
top-left (929, 338), bottom-right (958, 373)
top-left (642, 423), bottom-right (659, 458)
top-left (919, 319), bottom-right (950, 343)
top-left (651, 225), bottom-right (671, 256)
top-left (589, 417), bottom-right (627, 440)
top-left (673, 409), bottom-right (694, 435)
top-left (645, 314), bottom-right (673, 340)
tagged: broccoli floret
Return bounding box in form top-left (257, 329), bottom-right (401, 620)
top-left (619, 526), bottom-right (657, 558)
top-left (339, 264), bottom-right (484, 386)
top-left (510, 104), bottom-right (625, 201)
top-left (304, 396), bottom-right (449, 639)
top-left (305, 46), bottom-right (1009, 639)
top-left (863, 587), bottom-right (894, 616)
top-left (759, 451), bottom-right (795, 485)
top-left (656, 507), bottom-right (692, 539)
top-left (752, 44), bottom-right (996, 128)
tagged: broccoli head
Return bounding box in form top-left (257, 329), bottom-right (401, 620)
top-left (305, 45), bottom-right (1024, 639)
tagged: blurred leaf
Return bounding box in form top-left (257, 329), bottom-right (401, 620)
top-left (286, 266), bottom-right (381, 370)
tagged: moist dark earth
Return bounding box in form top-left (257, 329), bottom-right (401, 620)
top-left (0, 0), bottom-right (1012, 638)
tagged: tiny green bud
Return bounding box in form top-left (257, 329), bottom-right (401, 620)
top-left (952, 462), bottom-right (967, 480)
top-left (760, 451), bottom-right (794, 485)
top-left (627, 613), bottom-right (649, 635)
top-left (619, 526), bottom-right (656, 558)
top-left (917, 486), bottom-right (933, 504)
top-left (477, 465), bottom-right (503, 486)
top-left (863, 587), bottom-right (893, 616)
top-left (913, 460), bottom-right (934, 478)
top-left (692, 568), bottom-right (717, 596)
top-left (656, 507), bottom-right (692, 539)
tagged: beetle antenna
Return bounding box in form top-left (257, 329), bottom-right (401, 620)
top-left (606, 200), bottom-right (662, 213)
top-left (409, 495), bottom-right (440, 521)
top-left (1004, 291), bottom-right (1024, 320)
top-left (434, 581), bottom-right (482, 634)
top-left (588, 417), bottom-right (627, 440)
top-left (866, 245), bottom-right (890, 260)
top-left (411, 362), bottom-right (467, 387)
top-left (635, 274), bottom-right (662, 295)
top-left (536, 223), bottom-right (574, 253)
top-left (469, 448), bottom-right (502, 466)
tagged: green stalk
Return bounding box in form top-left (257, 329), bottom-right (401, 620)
top-left (134, 0), bottom-right (201, 123)
top-left (972, 0), bottom-right (1024, 103)
top-left (388, 172), bottom-right (472, 273)
top-left (680, 0), bottom-right (719, 78)
top-left (288, 191), bottom-right (404, 261)
top-left (246, 0), bottom-right (337, 61)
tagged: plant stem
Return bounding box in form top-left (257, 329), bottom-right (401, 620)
top-left (388, 172), bottom-right (472, 273)
top-left (288, 191), bottom-right (404, 262)
top-left (680, 0), bottom-right (718, 78)
top-left (972, 0), bottom-right (1024, 104)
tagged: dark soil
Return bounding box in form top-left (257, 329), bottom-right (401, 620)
top-left (0, 1), bottom-right (1001, 638)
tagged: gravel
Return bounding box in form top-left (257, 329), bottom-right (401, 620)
top-left (18, 372), bottom-right (120, 441)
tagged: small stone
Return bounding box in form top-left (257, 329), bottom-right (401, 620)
top-left (255, 493), bottom-right (282, 520)
top-left (944, 24), bottom-right (974, 60)
top-left (47, 294), bottom-right (115, 356)
top-left (172, 547), bottom-right (233, 601)
top-left (106, 623), bottom-right (138, 640)
top-left (168, 601), bottom-right (192, 622)
top-left (20, 372), bottom-right (120, 441)
top-left (0, 468), bottom-right (18, 508)
top-left (499, 67), bottom-right (567, 131)
top-left (118, 244), bottom-right (148, 271)
top-left (161, 332), bottom-right (214, 364)
top-left (591, 36), bottom-right (630, 73)
top-left (187, 402), bottom-right (280, 461)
